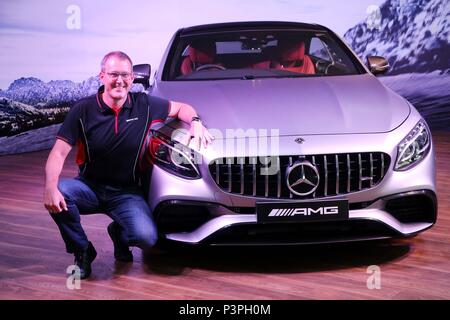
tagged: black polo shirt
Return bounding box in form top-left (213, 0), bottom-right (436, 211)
top-left (57, 86), bottom-right (170, 187)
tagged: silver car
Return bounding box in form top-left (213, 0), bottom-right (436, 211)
top-left (134, 22), bottom-right (437, 246)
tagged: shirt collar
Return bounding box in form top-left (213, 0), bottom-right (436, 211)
top-left (96, 85), bottom-right (132, 113)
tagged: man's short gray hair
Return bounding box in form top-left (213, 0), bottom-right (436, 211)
top-left (100, 51), bottom-right (133, 71)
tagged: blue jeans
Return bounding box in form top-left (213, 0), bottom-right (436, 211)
top-left (50, 176), bottom-right (157, 254)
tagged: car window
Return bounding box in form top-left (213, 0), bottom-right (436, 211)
top-left (309, 37), bottom-right (330, 61)
top-left (166, 30), bottom-right (363, 81)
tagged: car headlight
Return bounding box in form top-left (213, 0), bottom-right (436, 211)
top-left (148, 131), bottom-right (201, 179)
top-left (395, 120), bottom-right (431, 171)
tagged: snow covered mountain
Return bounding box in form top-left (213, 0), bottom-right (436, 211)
top-left (0, 76), bottom-right (102, 106)
top-left (0, 76), bottom-right (144, 107)
top-left (344, 0), bottom-right (450, 74)
top-left (0, 96), bottom-right (69, 137)
top-left (0, 97), bottom-right (42, 117)
top-left (0, 75), bottom-right (146, 138)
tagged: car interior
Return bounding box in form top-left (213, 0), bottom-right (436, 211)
top-left (173, 32), bottom-right (357, 79)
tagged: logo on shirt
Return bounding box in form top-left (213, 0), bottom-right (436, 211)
top-left (126, 117), bottom-right (139, 123)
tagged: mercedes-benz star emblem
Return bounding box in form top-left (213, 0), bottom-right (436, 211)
top-left (286, 160), bottom-right (320, 196)
top-left (295, 137), bottom-right (305, 144)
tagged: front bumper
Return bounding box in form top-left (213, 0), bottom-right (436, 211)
top-left (147, 124), bottom-right (437, 246)
top-left (154, 190), bottom-right (436, 245)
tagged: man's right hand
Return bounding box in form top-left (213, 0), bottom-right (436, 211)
top-left (44, 139), bottom-right (72, 214)
top-left (44, 187), bottom-right (68, 213)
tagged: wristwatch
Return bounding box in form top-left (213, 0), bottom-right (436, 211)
top-left (191, 116), bottom-right (201, 123)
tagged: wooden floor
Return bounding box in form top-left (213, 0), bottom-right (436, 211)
top-left (0, 132), bottom-right (449, 300)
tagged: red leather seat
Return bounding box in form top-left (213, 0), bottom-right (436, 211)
top-left (180, 42), bottom-right (217, 75)
top-left (247, 60), bottom-right (271, 69)
top-left (271, 41), bottom-right (315, 74)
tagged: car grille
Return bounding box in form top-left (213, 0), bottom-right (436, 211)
top-left (209, 153), bottom-right (390, 199)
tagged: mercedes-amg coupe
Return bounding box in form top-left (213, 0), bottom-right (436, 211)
top-left (134, 21), bottom-right (437, 246)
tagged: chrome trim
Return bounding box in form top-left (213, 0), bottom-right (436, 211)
top-left (370, 153), bottom-right (374, 187)
top-left (252, 160), bottom-right (256, 196)
top-left (289, 156), bottom-right (293, 198)
top-left (227, 158), bottom-right (232, 192)
top-left (277, 157), bottom-right (281, 198)
top-left (347, 154), bottom-right (351, 193)
top-left (240, 158), bottom-right (244, 194)
top-left (165, 208), bottom-right (433, 244)
top-left (265, 168), bottom-right (269, 197)
top-left (358, 153), bottom-right (362, 190)
top-left (335, 154), bottom-right (339, 194)
top-left (324, 155), bottom-right (328, 196)
top-left (312, 155), bottom-right (316, 198)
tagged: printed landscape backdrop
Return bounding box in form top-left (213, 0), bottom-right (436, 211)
top-left (0, 0), bottom-right (449, 155)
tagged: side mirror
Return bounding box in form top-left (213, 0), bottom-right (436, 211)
top-left (133, 64), bottom-right (151, 89)
top-left (367, 56), bottom-right (389, 75)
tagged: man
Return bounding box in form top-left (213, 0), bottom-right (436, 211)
top-left (44, 51), bottom-right (213, 279)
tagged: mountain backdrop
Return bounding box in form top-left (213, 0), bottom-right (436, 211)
top-left (0, 0), bottom-right (449, 154)
top-left (344, 0), bottom-right (450, 74)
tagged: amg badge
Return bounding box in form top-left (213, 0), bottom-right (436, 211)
top-left (268, 206), bottom-right (339, 216)
top-left (257, 200), bottom-right (349, 223)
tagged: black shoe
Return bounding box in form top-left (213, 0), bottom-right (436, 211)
top-left (73, 241), bottom-right (97, 279)
top-left (107, 222), bottom-right (133, 262)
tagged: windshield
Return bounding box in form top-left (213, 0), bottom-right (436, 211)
top-left (164, 29), bottom-right (364, 81)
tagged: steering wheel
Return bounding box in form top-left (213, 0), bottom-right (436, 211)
top-left (195, 64), bottom-right (226, 71)
top-left (315, 60), bottom-right (333, 75)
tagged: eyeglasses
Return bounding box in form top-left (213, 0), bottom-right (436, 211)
top-left (105, 72), bottom-right (133, 80)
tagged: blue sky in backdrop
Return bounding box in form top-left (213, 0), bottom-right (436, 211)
top-left (0, 0), bottom-right (385, 89)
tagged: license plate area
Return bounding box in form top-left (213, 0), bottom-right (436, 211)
top-left (256, 200), bottom-right (349, 223)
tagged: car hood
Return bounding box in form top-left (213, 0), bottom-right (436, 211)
top-left (152, 74), bottom-right (410, 136)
